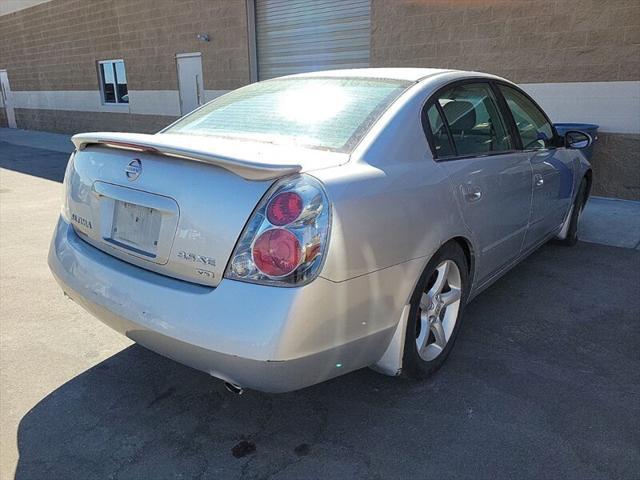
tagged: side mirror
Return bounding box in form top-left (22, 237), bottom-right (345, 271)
top-left (565, 130), bottom-right (592, 150)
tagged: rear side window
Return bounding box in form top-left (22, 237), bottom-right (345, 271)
top-left (425, 103), bottom-right (455, 158)
top-left (164, 77), bottom-right (411, 153)
top-left (499, 85), bottom-right (554, 150)
top-left (434, 83), bottom-right (513, 157)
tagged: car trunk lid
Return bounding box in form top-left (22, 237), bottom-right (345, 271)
top-left (66, 133), bottom-right (348, 287)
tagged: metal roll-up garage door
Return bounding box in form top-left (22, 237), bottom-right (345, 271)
top-left (255, 0), bottom-right (371, 80)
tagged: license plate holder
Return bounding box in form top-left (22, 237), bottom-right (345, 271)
top-left (110, 201), bottom-right (162, 257)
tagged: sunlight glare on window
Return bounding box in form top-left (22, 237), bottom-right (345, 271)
top-left (277, 84), bottom-right (349, 124)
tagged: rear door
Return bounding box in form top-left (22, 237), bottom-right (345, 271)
top-left (496, 84), bottom-right (574, 250)
top-left (425, 81), bottom-right (532, 284)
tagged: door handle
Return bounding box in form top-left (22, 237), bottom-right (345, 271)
top-left (462, 185), bottom-right (482, 203)
top-left (534, 174), bottom-right (544, 187)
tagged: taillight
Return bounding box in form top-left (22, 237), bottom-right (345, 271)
top-left (252, 229), bottom-right (301, 277)
top-left (224, 174), bottom-right (331, 286)
top-left (266, 191), bottom-right (303, 226)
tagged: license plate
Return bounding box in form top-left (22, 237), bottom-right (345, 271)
top-left (111, 201), bottom-right (161, 255)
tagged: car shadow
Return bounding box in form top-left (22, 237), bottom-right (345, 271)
top-left (14, 343), bottom-right (422, 479)
top-left (0, 141), bottom-right (69, 183)
top-left (14, 243), bottom-right (640, 479)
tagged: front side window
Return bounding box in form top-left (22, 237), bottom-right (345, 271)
top-left (435, 83), bottom-right (513, 157)
top-left (164, 77), bottom-right (411, 153)
top-left (499, 85), bottom-right (553, 150)
top-left (99, 60), bottom-right (128, 104)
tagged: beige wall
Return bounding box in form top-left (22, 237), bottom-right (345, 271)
top-left (0, 0), bottom-right (250, 92)
top-left (590, 133), bottom-right (639, 200)
top-left (0, 0), bottom-right (53, 16)
top-left (371, 0), bottom-right (639, 83)
top-left (14, 108), bottom-right (176, 135)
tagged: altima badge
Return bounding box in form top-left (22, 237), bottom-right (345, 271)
top-left (125, 159), bottom-right (142, 181)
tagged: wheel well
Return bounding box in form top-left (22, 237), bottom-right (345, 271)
top-left (583, 169), bottom-right (593, 203)
top-left (450, 236), bottom-right (474, 281)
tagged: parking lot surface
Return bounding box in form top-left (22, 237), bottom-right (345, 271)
top-left (1, 133), bottom-right (639, 479)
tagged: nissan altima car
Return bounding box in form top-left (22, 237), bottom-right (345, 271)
top-left (49, 68), bottom-right (593, 393)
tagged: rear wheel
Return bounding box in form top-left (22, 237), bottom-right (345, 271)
top-left (403, 242), bottom-right (469, 378)
top-left (555, 177), bottom-right (588, 247)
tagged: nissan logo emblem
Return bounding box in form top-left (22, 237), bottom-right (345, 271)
top-left (125, 159), bottom-right (142, 181)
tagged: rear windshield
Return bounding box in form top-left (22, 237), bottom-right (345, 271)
top-left (164, 77), bottom-right (411, 153)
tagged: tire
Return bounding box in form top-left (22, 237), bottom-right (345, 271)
top-left (554, 178), bottom-right (588, 247)
top-left (402, 241), bottom-right (469, 379)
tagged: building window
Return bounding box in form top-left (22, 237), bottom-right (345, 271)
top-left (98, 60), bottom-right (128, 104)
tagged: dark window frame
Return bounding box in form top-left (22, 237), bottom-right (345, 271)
top-left (424, 102), bottom-right (456, 158)
top-left (97, 59), bottom-right (129, 105)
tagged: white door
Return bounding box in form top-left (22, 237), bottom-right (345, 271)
top-left (0, 70), bottom-right (17, 128)
top-left (176, 53), bottom-right (204, 116)
top-left (255, 0), bottom-right (371, 80)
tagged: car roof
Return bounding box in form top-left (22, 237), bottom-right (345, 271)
top-left (281, 67), bottom-right (506, 83)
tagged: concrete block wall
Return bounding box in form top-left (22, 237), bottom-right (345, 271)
top-left (13, 109), bottom-right (172, 135)
top-left (0, 0), bottom-right (250, 92)
top-left (371, 0), bottom-right (639, 83)
top-left (590, 133), bottom-right (640, 200)
top-left (370, 0), bottom-right (640, 200)
top-left (0, 0), bottom-right (250, 134)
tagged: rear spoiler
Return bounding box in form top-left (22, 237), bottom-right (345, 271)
top-left (71, 132), bottom-right (302, 181)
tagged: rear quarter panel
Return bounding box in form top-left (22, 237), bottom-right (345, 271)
top-left (313, 80), bottom-right (474, 293)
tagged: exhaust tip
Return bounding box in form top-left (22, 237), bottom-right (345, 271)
top-left (224, 382), bottom-right (244, 395)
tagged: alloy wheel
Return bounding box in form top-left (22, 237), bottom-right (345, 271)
top-left (415, 259), bottom-right (462, 361)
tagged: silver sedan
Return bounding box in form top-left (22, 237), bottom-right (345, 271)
top-left (49, 68), bottom-right (593, 393)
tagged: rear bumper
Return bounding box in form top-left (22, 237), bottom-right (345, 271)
top-left (48, 218), bottom-right (419, 392)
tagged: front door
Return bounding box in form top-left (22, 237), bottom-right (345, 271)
top-left (426, 82), bottom-right (532, 284)
top-left (0, 70), bottom-right (17, 128)
top-left (527, 149), bottom-right (573, 243)
top-left (497, 84), bottom-right (574, 250)
top-left (176, 53), bottom-right (204, 116)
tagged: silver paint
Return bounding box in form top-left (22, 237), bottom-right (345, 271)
top-left (49, 68), bottom-right (591, 392)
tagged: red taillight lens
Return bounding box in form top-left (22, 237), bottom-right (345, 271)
top-left (225, 174), bottom-right (330, 286)
top-left (252, 228), bottom-right (302, 277)
top-left (266, 191), bottom-right (303, 226)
